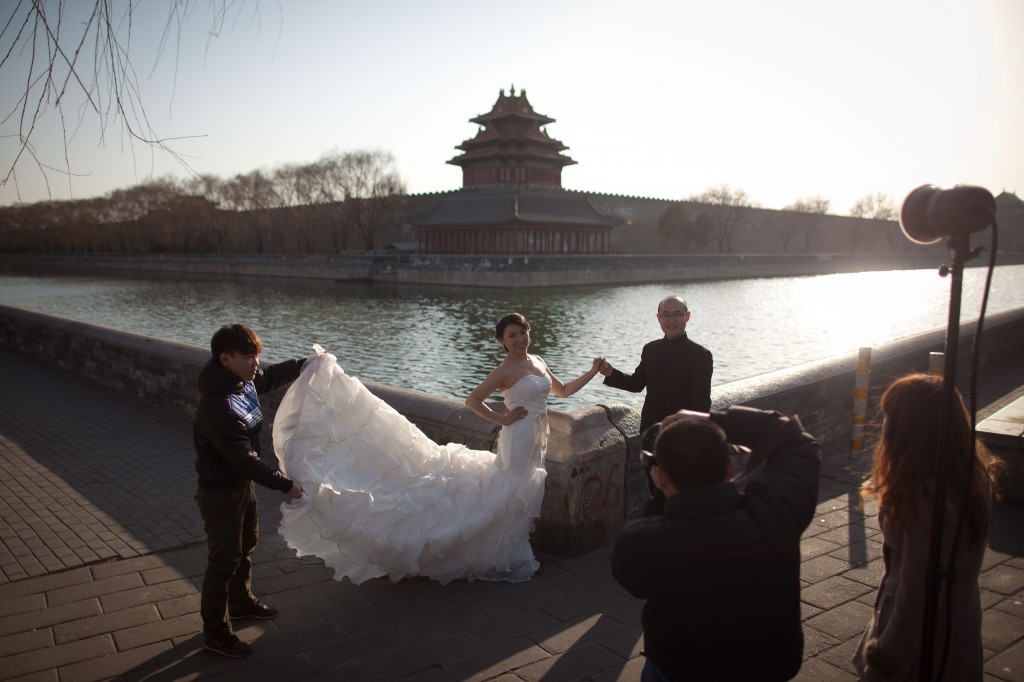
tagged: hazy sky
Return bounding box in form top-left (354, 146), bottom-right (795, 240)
top-left (2, 0), bottom-right (1021, 215)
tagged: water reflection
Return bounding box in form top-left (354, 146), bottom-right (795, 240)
top-left (1, 265), bottom-right (1022, 410)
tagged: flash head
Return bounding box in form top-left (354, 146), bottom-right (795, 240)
top-left (899, 184), bottom-right (995, 245)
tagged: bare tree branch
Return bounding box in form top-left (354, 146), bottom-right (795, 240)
top-left (849, 191), bottom-right (897, 220)
top-left (688, 183), bottom-right (758, 253)
top-left (782, 196), bottom-right (831, 252)
top-left (0, 1), bottom-right (263, 202)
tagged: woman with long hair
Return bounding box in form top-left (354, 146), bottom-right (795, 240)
top-left (854, 373), bottom-right (1001, 681)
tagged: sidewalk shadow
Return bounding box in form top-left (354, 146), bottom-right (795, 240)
top-left (0, 348), bottom-right (205, 573)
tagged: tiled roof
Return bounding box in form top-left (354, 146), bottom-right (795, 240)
top-left (450, 88), bottom-right (575, 172)
top-left (996, 191), bottom-right (1024, 218)
top-left (469, 88), bottom-right (555, 126)
top-left (411, 188), bottom-right (622, 229)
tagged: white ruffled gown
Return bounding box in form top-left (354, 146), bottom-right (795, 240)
top-left (274, 347), bottom-right (550, 585)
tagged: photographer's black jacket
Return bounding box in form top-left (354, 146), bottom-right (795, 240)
top-left (193, 357), bottom-right (303, 491)
top-left (603, 333), bottom-right (713, 433)
top-left (610, 406), bottom-right (820, 682)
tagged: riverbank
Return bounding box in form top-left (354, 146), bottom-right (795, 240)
top-left (4, 251), bottom-right (1020, 288)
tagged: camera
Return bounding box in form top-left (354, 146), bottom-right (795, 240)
top-left (639, 421), bottom-right (661, 473)
top-left (639, 420), bottom-right (753, 480)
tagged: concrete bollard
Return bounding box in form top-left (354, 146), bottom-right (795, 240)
top-left (850, 347), bottom-right (871, 457)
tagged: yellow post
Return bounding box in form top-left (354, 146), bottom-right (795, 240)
top-left (850, 347), bottom-right (871, 457)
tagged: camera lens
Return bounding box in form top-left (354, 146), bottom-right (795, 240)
top-left (640, 422), bottom-right (661, 453)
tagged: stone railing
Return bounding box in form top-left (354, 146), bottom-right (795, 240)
top-left (2, 304), bottom-right (1023, 556)
top-left (9, 252), bottom-right (1021, 289)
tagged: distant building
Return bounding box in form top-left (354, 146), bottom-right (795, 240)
top-left (995, 191), bottom-right (1024, 252)
top-left (413, 87), bottom-right (620, 254)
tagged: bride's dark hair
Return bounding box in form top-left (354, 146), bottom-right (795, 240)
top-left (495, 313), bottom-right (530, 351)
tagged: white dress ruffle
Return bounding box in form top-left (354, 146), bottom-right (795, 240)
top-left (274, 347), bottom-right (550, 585)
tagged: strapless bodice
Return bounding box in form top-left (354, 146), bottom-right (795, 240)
top-left (496, 374), bottom-right (550, 476)
top-left (501, 374), bottom-right (551, 412)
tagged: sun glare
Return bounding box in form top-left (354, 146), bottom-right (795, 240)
top-left (789, 270), bottom-right (945, 356)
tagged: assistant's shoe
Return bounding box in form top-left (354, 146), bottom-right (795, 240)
top-left (204, 633), bottom-right (252, 658)
top-left (229, 601), bottom-right (279, 620)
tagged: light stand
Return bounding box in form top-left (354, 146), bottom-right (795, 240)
top-left (898, 184), bottom-right (994, 682)
top-left (919, 234), bottom-right (981, 682)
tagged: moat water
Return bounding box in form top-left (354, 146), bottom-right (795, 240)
top-left (2, 264), bottom-right (1023, 410)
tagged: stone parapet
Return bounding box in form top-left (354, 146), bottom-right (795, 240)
top-left (8, 252), bottom-right (1023, 289)
top-left (0, 253), bottom-right (382, 282)
top-left (2, 304), bottom-right (1023, 556)
top-left (712, 306), bottom-right (1024, 439)
top-left (977, 397), bottom-right (1024, 503)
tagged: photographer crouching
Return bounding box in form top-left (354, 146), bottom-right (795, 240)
top-left (610, 406), bottom-right (821, 682)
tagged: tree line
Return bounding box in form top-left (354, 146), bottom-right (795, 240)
top-left (656, 184), bottom-right (900, 254)
top-left (2, 154), bottom-right (912, 256)
top-left (0, 151), bottom-right (409, 254)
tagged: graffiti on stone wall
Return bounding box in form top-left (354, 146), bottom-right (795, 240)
top-left (565, 464), bottom-right (621, 515)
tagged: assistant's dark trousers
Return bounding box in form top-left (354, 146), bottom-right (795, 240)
top-left (196, 481), bottom-right (258, 640)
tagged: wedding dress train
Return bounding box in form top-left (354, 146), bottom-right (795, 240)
top-left (274, 347), bottom-right (550, 584)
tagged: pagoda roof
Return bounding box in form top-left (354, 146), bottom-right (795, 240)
top-left (450, 87), bottom-right (575, 169)
top-left (469, 87), bottom-right (554, 126)
top-left (411, 187), bottom-right (621, 229)
top-left (455, 125), bottom-right (569, 153)
top-left (448, 143), bottom-right (577, 169)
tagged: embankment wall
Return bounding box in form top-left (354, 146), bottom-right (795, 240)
top-left (2, 304), bottom-right (1023, 556)
top-left (8, 252), bottom-right (1023, 288)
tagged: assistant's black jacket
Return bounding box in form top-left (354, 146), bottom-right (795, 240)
top-left (193, 357), bottom-right (303, 491)
top-left (603, 333), bottom-right (713, 433)
top-left (610, 406), bottom-right (820, 682)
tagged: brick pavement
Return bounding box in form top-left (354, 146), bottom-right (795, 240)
top-left (1, 346), bottom-right (1022, 681)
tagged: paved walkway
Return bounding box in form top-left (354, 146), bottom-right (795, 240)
top-left (0, 345), bottom-right (1022, 681)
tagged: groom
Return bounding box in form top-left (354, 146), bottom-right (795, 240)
top-left (599, 295), bottom-right (713, 433)
top-left (600, 295), bottom-right (713, 506)
top-left (193, 324), bottom-right (306, 658)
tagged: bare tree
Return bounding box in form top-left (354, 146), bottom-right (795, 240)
top-left (848, 192), bottom-right (898, 252)
top-left (105, 177), bottom-right (184, 221)
top-left (182, 174), bottom-right (226, 207)
top-left (272, 163), bottom-right (323, 207)
top-left (782, 195), bottom-right (831, 252)
top-left (1, 1), bottom-right (268, 201)
top-left (688, 184), bottom-right (757, 253)
top-left (219, 169), bottom-right (279, 211)
top-left (786, 196), bottom-right (831, 214)
top-left (849, 192), bottom-right (898, 220)
top-left (657, 203), bottom-right (713, 252)
top-left (315, 150), bottom-right (406, 251)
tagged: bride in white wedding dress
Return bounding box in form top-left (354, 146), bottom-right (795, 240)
top-left (274, 313), bottom-right (603, 585)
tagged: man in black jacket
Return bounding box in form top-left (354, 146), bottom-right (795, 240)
top-left (611, 406), bottom-right (820, 681)
top-left (600, 295), bottom-right (713, 434)
top-left (600, 295), bottom-right (713, 505)
top-left (194, 324), bottom-right (306, 658)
